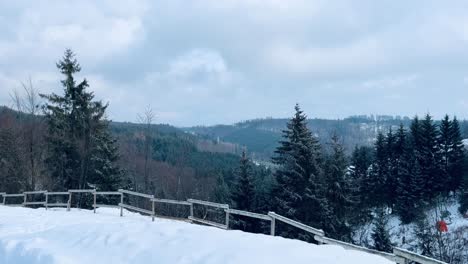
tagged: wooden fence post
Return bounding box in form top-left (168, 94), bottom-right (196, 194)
top-left (45, 193), bottom-right (48, 210)
top-left (120, 192), bottom-right (124, 217)
top-left (189, 202), bottom-right (194, 220)
top-left (225, 210), bottom-right (230, 229)
top-left (270, 214), bottom-right (276, 236)
top-left (93, 192), bottom-right (97, 214)
top-left (152, 200), bottom-right (155, 222)
top-left (23, 193), bottom-right (27, 207)
top-left (67, 192), bottom-right (71, 211)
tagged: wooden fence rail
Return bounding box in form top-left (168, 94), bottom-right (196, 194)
top-left (93, 192), bottom-right (123, 213)
top-left (187, 198), bottom-right (229, 229)
top-left (67, 189), bottom-right (96, 211)
top-left (314, 235), bottom-right (399, 263)
top-left (2, 193), bottom-right (25, 206)
top-left (393, 248), bottom-right (447, 264)
top-left (45, 192), bottom-right (69, 209)
top-left (0, 189), bottom-right (448, 264)
top-left (23, 191), bottom-right (47, 207)
top-left (268, 212), bottom-right (325, 238)
top-left (0, 192), bottom-right (6, 205)
top-left (118, 189), bottom-right (155, 221)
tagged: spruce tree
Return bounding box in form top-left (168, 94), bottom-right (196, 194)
top-left (272, 104), bottom-right (324, 237)
top-left (323, 134), bottom-right (353, 241)
top-left (385, 128), bottom-right (398, 209)
top-left (41, 49), bottom-right (122, 192)
top-left (419, 114), bottom-right (443, 200)
top-left (394, 124), bottom-right (421, 223)
top-left (447, 117), bottom-right (465, 192)
top-left (371, 210), bottom-right (393, 253)
top-left (231, 151), bottom-right (256, 231)
top-left (232, 151), bottom-right (255, 211)
top-left (213, 173), bottom-right (230, 204)
top-left (366, 132), bottom-right (388, 208)
top-left (349, 146), bottom-right (373, 225)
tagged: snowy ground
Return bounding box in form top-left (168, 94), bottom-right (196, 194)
top-left (0, 206), bottom-right (394, 264)
top-left (354, 200), bottom-right (467, 250)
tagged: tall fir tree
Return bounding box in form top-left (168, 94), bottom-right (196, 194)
top-left (394, 124), bottom-right (422, 223)
top-left (213, 172), bottom-right (230, 204)
top-left (41, 49), bottom-right (122, 192)
top-left (447, 117), bottom-right (465, 192)
top-left (272, 104), bottom-right (325, 237)
top-left (371, 210), bottom-right (393, 253)
top-left (322, 134), bottom-right (353, 241)
top-left (366, 132), bottom-right (388, 208)
top-left (231, 150), bottom-right (256, 231)
top-left (349, 146), bottom-right (373, 225)
top-left (385, 128), bottom-right (398, 209)
top-left (419, 114), bottom-right (443, 200)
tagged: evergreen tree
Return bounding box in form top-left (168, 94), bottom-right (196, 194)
top-left (349, 146), bottom-right (373, 224)
top-left (322, 134), bottom-right (353, 241)
top-left (385, 128), bottom-right (398, 208)
top-left (231, 151), bottom-right (256, 231)
top-left (272, 104), bottom-right (324, 237)
top-left (419, 114), bottom-right (443, 200)
top-left (447, 117), bottom-right (465, 192)
top-left (371, 210), bottom-right (393, 253)
top-left (366, 132), bottom-right (387, 208)
top-left (213, 173), bottom-right (230, 204)
top-left (41, 49), bottom-right (122, 192)
top-left (394, 124), bottom-right (422, 223)
top-left (232, 151), bottom-right (255, 210)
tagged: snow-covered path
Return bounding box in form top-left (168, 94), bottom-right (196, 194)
top-left (0, 206), bottom-right (393, 264)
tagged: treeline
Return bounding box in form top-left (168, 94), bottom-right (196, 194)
top-left (217, 104), bottom-right (467, 262)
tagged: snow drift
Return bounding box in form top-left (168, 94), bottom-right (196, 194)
top-left (0, 206), bottom-right (393, 264)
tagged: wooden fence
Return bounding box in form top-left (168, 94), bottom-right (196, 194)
top-left (0, 188), bottom-right (447, 264)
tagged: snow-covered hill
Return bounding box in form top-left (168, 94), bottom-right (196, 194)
top-left (0, 206), bottom-right (393, 264)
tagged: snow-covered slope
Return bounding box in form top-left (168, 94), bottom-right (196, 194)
top-left (0, 206), bottom-right (393, 264)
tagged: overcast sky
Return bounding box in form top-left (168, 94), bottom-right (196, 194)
top-left (1, 0), bottom-right (468, 126)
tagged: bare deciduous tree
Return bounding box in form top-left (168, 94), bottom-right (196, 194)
top-left (137, 106), bottom-right (155, 193)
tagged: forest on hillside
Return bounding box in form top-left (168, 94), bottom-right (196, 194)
top-left (0, 50), bottom-right (467, 263)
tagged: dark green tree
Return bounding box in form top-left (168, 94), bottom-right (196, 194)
top-left (447, 117), bottom-right (465, 192)
top-left (272, 104), bottom-right (324, 237)
top-left (366, 132), bottom-right (388, 208)
top-left (394, 124), bottom-right (422, 223)
top-left (371, 210), bottom-right (393, 253)
top-left (348, 146), bottom-right (373, 225)
top-left (419, 114), bottom-right (443, 200)
top-left (322, 134), bottom-right (353, 241)
top-left (231, 150), bottom-right (256, 231)
top-left (213, 172), bottom-right (230, 204)
top-left (41, 49), bottom-right (122, 192)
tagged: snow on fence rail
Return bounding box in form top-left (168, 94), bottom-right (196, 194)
top-left (393, 248), bottom-right (447, 264)
top-left (0, 189), bottom-right (448, 264)
top-left (314, 235), bottom-right (398, 263)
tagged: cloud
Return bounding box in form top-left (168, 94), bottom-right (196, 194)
top-left (1, 1), bottom-right (468, 125)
